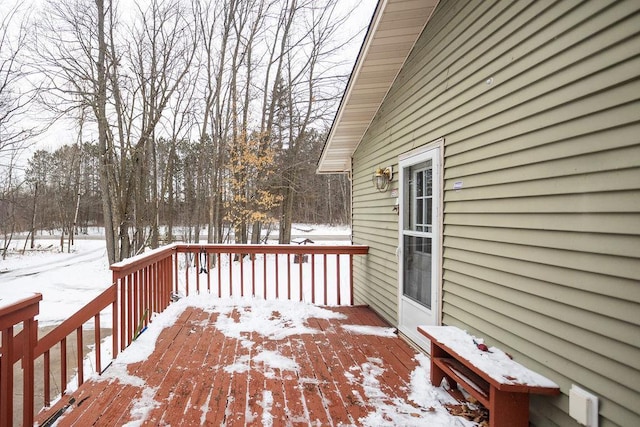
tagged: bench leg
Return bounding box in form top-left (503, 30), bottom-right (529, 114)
top-left (489, 387), bottom-right (529, 427)
top-left (430, 343), bottom-right (458, 390)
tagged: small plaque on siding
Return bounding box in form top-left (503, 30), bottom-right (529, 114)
top-left (390, 188), bottom-right (398, 197)
top-left (453, 181), bottom-right (463, 190)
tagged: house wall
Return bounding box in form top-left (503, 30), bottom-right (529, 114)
top-left (350, 0), bottom-right (640, 425)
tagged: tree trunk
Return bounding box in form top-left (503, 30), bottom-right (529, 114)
top-left (279, 172), bottom-right (295, 244)
top-left (96, 0), bottom-right (116, 265)
top-left (30, 182), bottom-right (38, 249)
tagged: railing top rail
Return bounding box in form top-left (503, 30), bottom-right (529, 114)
top-left (110, 244), bottom-right (178, 277)
top-left (175, 243), bottom-right (369, 255)
top-left (34, 284), bottom-right (117, 358)
top-left (0, 293), bottom-right (42, 329)
top-left (110, 243), bottom-right (368, 278)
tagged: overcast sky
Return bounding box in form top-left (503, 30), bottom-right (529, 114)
top-left (2, 0), bottom-right (378, 162)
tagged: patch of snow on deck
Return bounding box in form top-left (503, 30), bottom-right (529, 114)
top-left (200, 389), bottom-right (213, 424)
top-left (408, 353), bottom-right (457, 409)
top-left (223, 354), bottom-right (251, 373)
top-left (341, 324), bottom-right (397, 337)
top-left (260, 390), bottom-right (274, 427)
top-left (212, 297), bottom-right (346, 340)
top-left (254, 350), bottom-right (299, 371)
top-left (99, 363), bottom-right (146, 388)
top-left (357, 355), bottom-right (474, 427)
top-left (123, 387), bottom-right (160, 427)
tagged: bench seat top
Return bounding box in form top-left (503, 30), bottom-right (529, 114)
top-left (418, 325), bottom-right (559, 393)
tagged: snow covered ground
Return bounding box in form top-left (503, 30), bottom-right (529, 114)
top-left (0, 239), bottom-right (112, 326)
top-left (0, 225), bottom-right (350, 326)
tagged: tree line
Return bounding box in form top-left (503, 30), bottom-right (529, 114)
top-left (0, 0), bottom-right (360, 262)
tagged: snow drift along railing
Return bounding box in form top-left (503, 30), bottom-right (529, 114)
top-left (1, 242), bottom-right (368, 426)
top-left (111, 243), bottom-right (369, 349)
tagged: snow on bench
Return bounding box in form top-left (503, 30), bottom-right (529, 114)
top-left (418, 325), bottom-right (559, 427)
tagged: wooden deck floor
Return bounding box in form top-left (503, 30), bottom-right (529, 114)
top-left (35, 305), bottom-right (442, 426)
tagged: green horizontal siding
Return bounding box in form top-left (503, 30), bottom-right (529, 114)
top-left (351, 0), bottom-right (640, 425)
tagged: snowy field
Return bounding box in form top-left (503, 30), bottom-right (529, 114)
top-left (0, 225), bottom-right (350, 326)
top-left (0, 238), bottom-right (112, 326)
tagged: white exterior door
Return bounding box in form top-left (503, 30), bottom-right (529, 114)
top-left (398, 146), bottom-right (441, 351)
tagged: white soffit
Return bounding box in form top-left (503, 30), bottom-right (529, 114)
top-left (317, 0), bottom-right (439, 174)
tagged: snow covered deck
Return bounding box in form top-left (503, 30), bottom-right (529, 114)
top-left (35, 297), bottom-right (476, 426)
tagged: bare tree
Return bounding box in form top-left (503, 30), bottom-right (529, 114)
top-left (272, 0), bottom-right (356, 242)
top-left (34, 0), bottom-right (199, 261)
top-left (19, 0), bottom-right (366, 263)
top-left (0, 1), bottom-right (40, 257)
top-left (0, 2), bottom-right (39, 159)
top-left (125, 0), bottom-right (198, 253)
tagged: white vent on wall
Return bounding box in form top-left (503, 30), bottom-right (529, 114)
top-left (569, 385), bottom-right (598, 427)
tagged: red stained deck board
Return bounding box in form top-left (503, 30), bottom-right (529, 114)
top-left (36, 305), bottom-right (425, 427)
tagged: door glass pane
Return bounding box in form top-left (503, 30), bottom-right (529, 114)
top-left (403, 235), bottom-right (432, 308)
top-left (403, 160), bottom-right (433, 232)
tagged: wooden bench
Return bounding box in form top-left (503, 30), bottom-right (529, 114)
top-left (418, 325), bottom-right (560, 427)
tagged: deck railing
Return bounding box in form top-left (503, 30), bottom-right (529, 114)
top-left (0, 294), bottom-right (41, 427)
top-left (0, 242), bottom-right (368, 426)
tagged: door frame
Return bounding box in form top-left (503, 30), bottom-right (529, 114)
top-left (397, 138), bottom-right (444, 351)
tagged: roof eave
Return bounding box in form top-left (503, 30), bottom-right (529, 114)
top-left (317, 0), bottom-right (440, 174)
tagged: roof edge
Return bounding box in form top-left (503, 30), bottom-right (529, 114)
top-left (317, 0), bottom-right (440, 175)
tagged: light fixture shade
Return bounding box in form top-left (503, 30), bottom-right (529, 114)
top-left (373, 166), bottom-right (393, 192)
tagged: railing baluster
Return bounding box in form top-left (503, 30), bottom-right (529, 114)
top-left (251, 254), bottom-right (256, 297)
top-left (206, 253), bottom-right (211, 292)
top-left (174, 250), bottom-right (179, 295)
top-left (323, 254), bottom-right (328, 305)
top-left (336, 254), bottom-right (341, 306)
top-left (76, 327), bottom-right (84, 387)
top-left (299, 256), bottom-right (303, 302)
top-left (44, 350), bottom-right (51, 407)
top-left (133, 271), bottom-right (139, 341)
top-left (228, 253), bottom-right (233, 297)
top-left (287, 254), bottom-right (291, 300)
top-left (23, 317), bottom-right (36, 425)
top-left (120, 278), bottom-right (126, 352)
top-left (311, 254), bottom-right (316, 304)
top-left (113, 296), bottom-right (119, 359)
top-left (127, 275), bottom-right (133, 346)
top-left (195, 252), bottom-right (201, 293)
top-left (217, 253), bottom-right (222, 298)
top-left (350, 254), bottom-right (354, 306)
top-left (161, 259), bottom-right (168, 309)
top-left (162, 257), bottom-right (169, 307)
top-left (153, 264), bottom-right (159, 313)
top-left (60, 337), bottom-right (67, 395)
top-left (275, 254), bottom-right (279, 299)
top-left (95, 314), bottom-right (102, 374)
top-left (263, 253), bottom-right (267, 299)
top-left (240, 252), bottom-right (244, 297)
top-left (185, 253), bottom-right (190, 297)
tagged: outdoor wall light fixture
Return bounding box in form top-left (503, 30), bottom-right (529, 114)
top-left (373, 166), bottom-right (393, 192)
